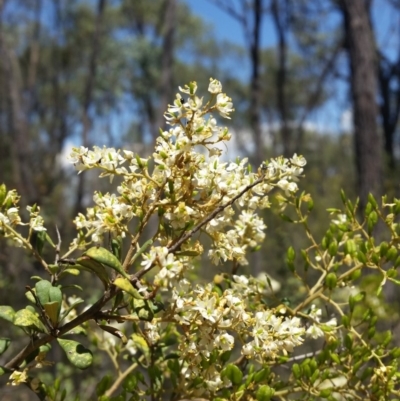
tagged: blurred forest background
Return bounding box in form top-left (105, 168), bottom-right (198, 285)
top-left (1, 0), bottom-right (400, 399)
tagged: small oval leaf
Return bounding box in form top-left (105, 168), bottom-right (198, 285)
top-left (0, 338), bottom-right (11, 355)
top-left (221, 364), bottom-right (243, 385)
top-left (114, 278), bottom-right (143, 299)
top-left (14, 309), bottom-right (46, 332)
top-left (84, 246), bottom-right (128, 278)
top-left (44, 301), bottom-right (60, 326)
top-left (57, 339), bottom-right (93, 369)
top-left (35, 280), bottom-right (52, 305)
top-left (0, 306), bottom-right (16, 323)
top-left (256, 385), bottom-right (275, 401)
top-left (76, 257), bottom-right (110, 288)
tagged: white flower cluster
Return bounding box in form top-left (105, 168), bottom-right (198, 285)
top-left (141, 245), bottom-right (186, 286)
top-left (169, 277), bottom-right (305, 393)
top-left (65, 81), bottom-right (309, 395)
top-left (306, 304), bottom-right (337, 339)
top-left (0, 189), bottom-right (47, 248)
top-left (68, 79), bottom-right (306, 277)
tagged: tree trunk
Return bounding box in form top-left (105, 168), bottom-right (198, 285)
top-left (1, 39), bottom-right (38, 204)
top-left (155, 0), bottom-right (176, 140)
top-left (271, 0), bottom-right (291, 157)
top-left (74, 0), bottom-right (106, 217)
top-left (378, 54), bottom-right (400, 170)
top-left (249, 0), bottom-right (263, 167)
top-left (340, 0), bottom-right (382, 208)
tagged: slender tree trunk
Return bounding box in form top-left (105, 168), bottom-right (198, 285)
top-left (271, 0), bottom-right (290, 157)
top-left (1, 42), bottom-right (37, 203)
top-left (249, 0), bottom-right (263, 166)
top-left (340, 0), bottom-right (382, 208)
top-left (74, 0), bottom-right (106, 217)
top-left (378, 54), bottom-right (400, 170)
top-left (155, 0), bottom-right (176, 140)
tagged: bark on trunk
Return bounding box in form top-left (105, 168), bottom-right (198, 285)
top-left (340, 0), bottom-right (382, 208)
top-left (155, 0), bottom-right (176, 140)
top-left (249, 0), bottom-right (263, 167)
top-left (271, 0), bottom-right (290, 157)
top-left (378, 54), bottom-right (400, 170)
top-left (74, 0), bottom-right (106, 217)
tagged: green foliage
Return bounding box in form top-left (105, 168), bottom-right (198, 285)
top-left (57, 339), bottom-right (93, 370)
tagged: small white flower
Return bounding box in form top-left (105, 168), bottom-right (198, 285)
top-left (208, 78), bottom-right (222, 94)
top-left (277, 179), bottom-right (298, 195)
top-left (7, 208), bottom-right (21, 225)
top-left (306, 324), bottom-right (324, 339)
top-left (214, 333), bottom-right (234, 351)
top-left (216, 93), bottom-right (234, 118)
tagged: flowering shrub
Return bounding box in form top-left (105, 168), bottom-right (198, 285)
top-left (0, 79), bottom-right (400, 400)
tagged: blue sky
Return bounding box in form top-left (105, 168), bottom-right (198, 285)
top-left (184, 0), bottom-right (346, 133)
top-left (184, 0), bottom-right (400, 134)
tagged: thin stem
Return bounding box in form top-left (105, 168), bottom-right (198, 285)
top-left (104, 357), bottom-right (142, 397)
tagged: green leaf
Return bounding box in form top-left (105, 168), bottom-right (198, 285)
top-left (386, 246), bottom-right (398, 261)
top-left (35, 280), bottom-right (52, 305)
top-left (129, 239), bottom-right (153, 265)
top-left (60, 268), bottom-right (80, 276)
top-left (279, 213), bottom-right (294, 223)
top-left (287, 246), bottom-right (295, 261)
top-left (367, 211), bottom-right (378, 233)
top-left (221, 364), bottom-right (243, 385)
top-left (328, 240), bottom-right (338, 257)
top-left (256, 385), bottom-right (275, 401)
top-left (341, 315), bottom-right (350, 328)
top-left (325, 272), bottom-right (337, 290)
top-left (25, 290), bottom-right (36, 304)
top-left (254, 368), bottom-right (270, 383)
top-left (319, 388), bottom-right (332, 398)
top-left (44, 301), bottom-right (60, 326)
top-left (133, 299), bottom-right (154, 321)
top-left (0, 338), bottom-right (10, 355)
top-left (137, 305), bottom-right (154, 322)
top-left (0, 183), bottom-right (6, 205)
top-left (31, 231), bottom-right (46, 255)
top-left (329, 352), bottom-right (340, 364)
top-left (44, 232), bottom-right (56, 248)
top-left (220, 350), bottom-right (231, 364)
top-left (123, 373), bottom-right (137, 393)
top-left (368, 193), bottom-right (378, 209)
top-left (76, 257), bottom-right (110, 288)
top-left (96, 374), bottom-right (113, 396)
top-left (0, 306), bottom-right (15, 323)
top-left (340, 189), bottom-right (346, 204)
top-left (14, 308), bottom-right (46, 332)
top-left (113, 277), bottom-right (143, 299)
top-left (292, 363), bottom-right (301, 379)
top-left (84, 246), bottom-right (128, 278)
top-left (131, 333), bottom-right (150, 362)
top-left (0, 366), bottom-right (7, 376)
top-left (57, 339), bottom-right (93, 369)
top-left (48, 286), bottom-right (62, 304)
top-left (111, 237), bottom-right (123, 261)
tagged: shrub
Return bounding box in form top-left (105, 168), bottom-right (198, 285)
top-left (0, 79), bottom-right (400, 400)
